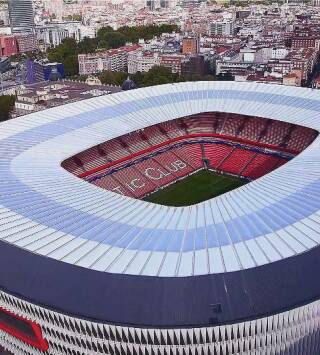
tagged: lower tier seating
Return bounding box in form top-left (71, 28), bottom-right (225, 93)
top-left (219, 148), bottom-right (256, 176)
top-left (172, 144), bottom-right (204, 169)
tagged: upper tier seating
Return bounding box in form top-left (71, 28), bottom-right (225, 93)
top-left (259, 120), bottom-right (290, 146)
top-left (237, 117), bottom-right (267, 142)
top-left (286, 126), bottom-right (317, 151)
top-left (62, 159), bottom-right (84, 176)
top-left (158, 121), bottom-right (185, 139)
top-left (143, 125), bottom-right (168, 146)
top-left (182, 113), bottom-right (216, 134)
top-left (220, 114), bottom-right (243, 136)
top-left (99, 139), bottom-right (131, 162)
top-left (121, 132), bottom-right (151, 153)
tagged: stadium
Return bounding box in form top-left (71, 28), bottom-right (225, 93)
top-left (0, 81), bottom-right (320, 355)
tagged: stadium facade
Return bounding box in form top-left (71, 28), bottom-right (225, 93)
top-left (0, 82), bottom-right (320, 354)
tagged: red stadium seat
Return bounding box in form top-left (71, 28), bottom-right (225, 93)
top-left (171, 144), bottom-right (204, 169)
top-left (203, 143), bottom-right (234, 168)
top-left (219, 148), bottom-right (256, 175)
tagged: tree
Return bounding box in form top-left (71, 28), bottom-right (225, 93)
top-left (141, 66), bottom-right (176, 87)
top-left (97, 31), bottom-right (127, 50)
top-left (63, 55), bottom-right (79, 77)
top-left (132, 71), bottom-right (144, 87)
top-left (99, 71), bottom-right (127, 86)
top-left (0, 95), bottom-right (15, 121)
top-left (216, 72), bottom-right (234, 81)
top-left (78, 37), bottom-right (98, 54)
top-left (48, 38), bottom-right (79, 76)
top-left (99, 71), bottom-right (116, 85)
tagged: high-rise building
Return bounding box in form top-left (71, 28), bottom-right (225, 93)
top-left (0, 2), bottom-right (9, 27)
top-left (15, 33), bottom-right (37, 53)
top-left (160, 0), bottom-right (169, 7)
top-left (181, 0), bottom-right (202, 8)
top-left (146, 0), bottom-right (158, 10)
top-left (182, 36), bottom-right (199, 54)
top-left (210, 20), bottom-right (235, 36)
top-left (8, 0), bottom-right (35, 35)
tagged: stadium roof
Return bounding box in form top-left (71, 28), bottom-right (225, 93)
top-left (1, 81), bottom-right (320, 327)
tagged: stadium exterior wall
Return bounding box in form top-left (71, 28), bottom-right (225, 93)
top-left (1, 289), bottom-right (320, 355)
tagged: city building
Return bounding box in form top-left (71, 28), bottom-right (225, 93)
top-left (181, 0), bottom-right (202, 8)
top-left (160, 54), bottom-right (184, 73)
top-left (146, 0), bottom-right (158, 10)
top-left (13, 80), bottom-right (120, 116)
top-left (8, 0), bottom-right (35, 34)
top-left (286, 48), bottom-right (318, 81)
top-left (0, 35), bottom-right (18, 57)
top-left (15, 33), bottom-right (37, 53)
top-left (210, 20), bottom-right (235, 36)
top-left (291, 29), bottom-right (320, 50)
top-left (128, 50), bottom-right (160, 74)
top-left (36, 25), bottom-right (69, 49)
top-left (0, 57), bottom-right (11, 73)
top-left (78, 45), bottom-right (141, 75)
top-left (181, 54), bottom-right (205, 76)
top-left (182, 36), bottom-right (199, 54)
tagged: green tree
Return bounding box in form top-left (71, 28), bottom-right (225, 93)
top-left (63, 55), bottom-right (79, 77)
top-left (97, 31), bottom-right (127, 50)
top-left (132, 71), bottom-right (144, 87)
top-left (216, 72), bottom-right (234, 81)
top-left (113, 71), bottom-right (127, 85)
top-left (99, 70), bottom-right (127, 86)
top-left (48, 38), bottom-right (79, 76)
top-left (99, 71), bottom-right (116, 85)
top-left (78, 37), bottom-right (98, 54)
top-left (140, 66), bottom-right (176, 87)
top-left (0, 95), bottom-right (15, 121)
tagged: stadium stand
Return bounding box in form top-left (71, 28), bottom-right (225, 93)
top-left (4, 82), bottom-right (320, 355)
top-left (122, 132), bottom-right (151, 153)
top-left (99, 139), bottom-right (130, 161)
top-left (159, 121), bottom-right (185, 138)
top-left (237, 116), bottom-right (267, 141)
top-left (130, 158), bottom-right (177, 188)
top-left (220, 114), bottom-right (243, 136)
top-left (143, 125), bottom-right (168, 145)
top-left (171, 144), bottom-right (203, 169)
top-left (93, 174), bottom-right (124, 194)
top-left (182, 113), bottom-right (215, 134)
top-left (203, 143), bottom-right (234, 167)
top-left (259, 120), bottom-right (291, 146)
top-left (241, 153), bottom-right (285, 179)
top-left (286, 126), bottom-right (317, 151)
top-left (218, 148), bottom-right (256, 176)
top-left (62, 111), bottom-right (316, 200)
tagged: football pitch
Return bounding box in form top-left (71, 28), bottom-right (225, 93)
top-left (144, 169), bottom-right (247, 207)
